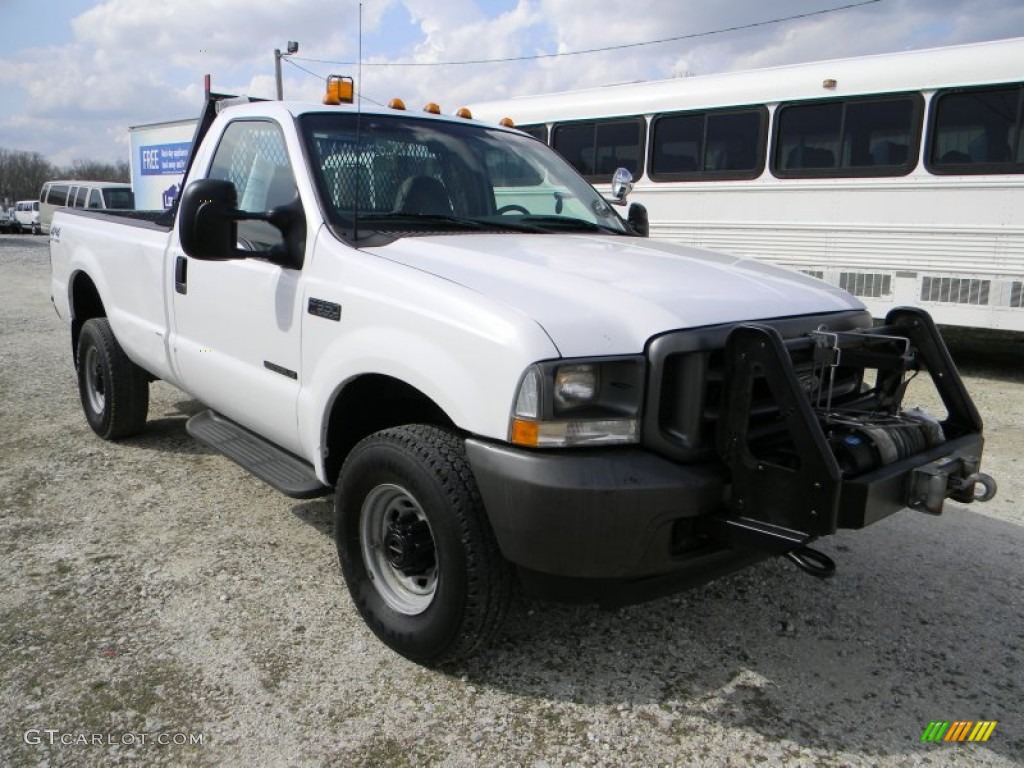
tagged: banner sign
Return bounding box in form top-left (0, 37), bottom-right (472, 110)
top-left (139, 143), bottom-right (192, 176)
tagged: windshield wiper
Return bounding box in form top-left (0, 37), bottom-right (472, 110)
top-left (359, 212), bottom-right (551, 234)
top-left (357, 212), bottom-right (622, 235)
top-left (516, 215), bottom-right (622, 234)
top-left (359, 213), bottom-right (488, 229)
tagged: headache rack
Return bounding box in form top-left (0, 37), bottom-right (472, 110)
top-left (710, 306), bottom-right (995, 554)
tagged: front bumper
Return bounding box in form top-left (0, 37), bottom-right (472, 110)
top-left (466, 439), bottom-right (771, 606)
top-left (465, 440), bottom-right (726, 580)
top-left (465, 308), bottom-right (994, 606)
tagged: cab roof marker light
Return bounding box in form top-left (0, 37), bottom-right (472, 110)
top-left (423, 102), bottom-right (441, 114)
top-left (388, 98), bottom-right (406, 110)
top-left (323, 74), bottom-right (354, 105)
top-left (455, 107), bottom-right (473, 119)
top-left (499, 117), bottom-right (514, 127)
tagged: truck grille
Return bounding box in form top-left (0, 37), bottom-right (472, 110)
top-left (643, 311), bottom-right (872, 463)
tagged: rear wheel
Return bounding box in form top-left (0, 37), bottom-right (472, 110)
top-left (336, 425), bottom-right (512, 665)
top-left (76, 318), bottom-right (149, 439)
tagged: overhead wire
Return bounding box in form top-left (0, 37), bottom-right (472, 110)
top-left (282, 58), bottom-right (387, 106)
top-left (290, 0), bottom-right (883, 68)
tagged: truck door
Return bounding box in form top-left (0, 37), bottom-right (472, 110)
top-left (169, 119), bottom-right (306, 454)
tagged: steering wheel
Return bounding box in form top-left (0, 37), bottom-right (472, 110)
top-left (496, 204), bottom-right (530, 215)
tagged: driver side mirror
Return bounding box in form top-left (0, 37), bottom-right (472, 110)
top-left (178, 178), bottom-right (305, 269)
top-left (610, 167), bottom-right (634, 206)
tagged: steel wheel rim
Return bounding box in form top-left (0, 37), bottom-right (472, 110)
top-left (84, 345), bottom-right (106, 415)
top-left (360, 483), bottom-right (437, 615)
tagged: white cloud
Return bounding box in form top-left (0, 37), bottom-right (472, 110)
top-left (1, 0), bottom-right (1023, 163)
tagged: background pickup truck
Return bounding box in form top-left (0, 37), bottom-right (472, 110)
top-left (50, 90), bottom-right (996, 665)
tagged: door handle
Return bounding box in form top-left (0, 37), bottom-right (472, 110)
top-left (174, 255), bottom-right (187, 294)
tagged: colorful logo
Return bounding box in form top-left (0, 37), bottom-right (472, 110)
top-left (921, 721), bottom-right (997, 742)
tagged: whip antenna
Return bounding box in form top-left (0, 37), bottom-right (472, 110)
top-left (352, 2), bottom-right (363, 242)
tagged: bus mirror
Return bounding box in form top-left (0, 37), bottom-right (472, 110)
top-left (611, 167), bottom-right (634, 205)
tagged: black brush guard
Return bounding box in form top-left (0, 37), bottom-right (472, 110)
top-left (710, 307), bottom-right (995, 554)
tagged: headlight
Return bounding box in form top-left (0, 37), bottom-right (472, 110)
top-left (553, 364), bottom-right (599, 411)
top-left (510, 357), bottom-right (645, 447)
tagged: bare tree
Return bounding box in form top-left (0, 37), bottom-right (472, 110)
top-left (0, 148), bottom-right (55, 206)
top-left (63, 158), bottom-right (130, 183)
top-left (0, 149), bottom-right (132, 207)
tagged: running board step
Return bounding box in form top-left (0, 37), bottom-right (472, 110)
top-left (186, 410), bottom-right (328, 499)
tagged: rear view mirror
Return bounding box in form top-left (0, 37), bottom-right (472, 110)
top-left (178, 178), bottom-right (305, 268)
top-left (178, 179), bottom-right (238, 260)
top-left (628, 202), bottom-right (649, 237)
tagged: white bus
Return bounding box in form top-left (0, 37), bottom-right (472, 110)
top-left (469, 37), bottom-right (1024, 332)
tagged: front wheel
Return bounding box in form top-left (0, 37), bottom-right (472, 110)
top-left (76, 318), bottom-right (149, 439)
top-left (336, 425), bottom-right (513, 665)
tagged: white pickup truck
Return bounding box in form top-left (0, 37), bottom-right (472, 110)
top-left (50, 91), bottom-right (995, 665)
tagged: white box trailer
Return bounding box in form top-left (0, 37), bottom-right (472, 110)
top-left (128, 118), bottom-right (197, 211)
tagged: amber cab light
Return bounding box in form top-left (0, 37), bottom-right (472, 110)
top-left (323, 74), bottom-right (354, 105)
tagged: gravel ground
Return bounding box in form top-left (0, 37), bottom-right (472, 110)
top-left (1, 232), bottom-right (1022, 767)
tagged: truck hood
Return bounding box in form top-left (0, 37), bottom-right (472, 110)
top-left (366, 233), bottom-right (863, 357)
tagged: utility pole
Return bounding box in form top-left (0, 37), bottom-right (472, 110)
top-left (274, 41), bottom-right (299, 100)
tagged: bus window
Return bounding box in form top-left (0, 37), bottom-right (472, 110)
top-left (551, 118), bottom-right (644, 180)
top-left (87, 189), bottom-right (103, 209)
top-left (774, 93), bottom-right (921, 177)
top-left (845, 99), bottom-right (916, 167)
top-left (594, 121), bottom-right (643, 177)
top-left (517, 124), bottom-right (548, 143)
top-left (776, 102), bottom-right (841, 172)
top-left (649, 107), bottom-right (765, 180)
top-left (552, 123), bottom-right (594, 175)
top-left (74, 187), bottom-right (88, 208)
top-left (650, 114), bottom-right (701, 175)
top-left (928, 84), bottom-right (1023, 174)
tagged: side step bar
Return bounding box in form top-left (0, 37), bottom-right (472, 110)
top-left (186, 410), bottom-right (328, 499)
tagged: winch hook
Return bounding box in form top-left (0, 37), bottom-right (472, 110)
top-left (959, 472), bottom-right (997, 502)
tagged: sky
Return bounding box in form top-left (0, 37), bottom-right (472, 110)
top-left (1, 0), bottom-right (1024, 165)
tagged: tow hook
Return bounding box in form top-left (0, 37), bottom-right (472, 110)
top-left (785, 546), bottom-right (836, 579)
top-left (909, 454), bottom-right (997, 515)
top-left (955, 472), bottom-right (998, 502)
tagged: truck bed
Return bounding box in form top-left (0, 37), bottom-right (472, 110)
top-left (50, 207), bottom-right (177, 382)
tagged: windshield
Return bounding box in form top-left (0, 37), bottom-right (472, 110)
top-left (298, 112), bottom-right (632, 240)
